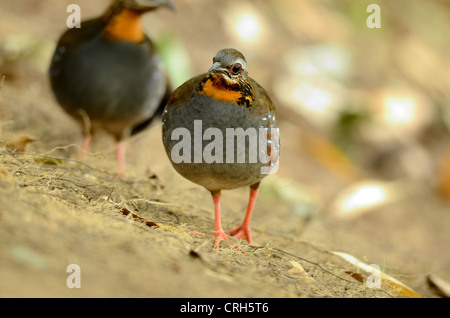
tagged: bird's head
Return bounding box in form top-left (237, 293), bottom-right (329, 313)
top-left (208, 48), bottom-right (248, 84)
top-left (102, 0), bottom-right (174, 41)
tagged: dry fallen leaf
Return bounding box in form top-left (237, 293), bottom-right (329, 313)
top-left (6, 136), bottom-right (36, 152)
top-left (118, 207), bottom-right (159, 228)
top-left (427, 274), bottom-right (450, 298)
top-left (330, 179), bottom-right (407, 219)
top-left (332, 251), bottom-right (423, 298)
top-left (345, 271), bottom-right (366, 283)
top-left (287, 260), bottom-right (319, 290)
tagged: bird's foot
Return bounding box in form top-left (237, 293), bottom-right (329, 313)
top-left (227, 225), bottom-right (253, 245)
top-left (114, 172), bottom-right (126, 181)
top-left (192, 229), bottom-right (242, 249)
top-left (213, 229), bottom-right (237, 249)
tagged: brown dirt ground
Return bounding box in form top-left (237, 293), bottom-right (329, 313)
top-left (1, 0), bottom-right (450, 298)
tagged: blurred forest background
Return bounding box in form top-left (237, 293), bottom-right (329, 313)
top-left (1, 0), bottom-right (450, 297)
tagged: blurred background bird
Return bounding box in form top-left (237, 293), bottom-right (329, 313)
top-left (48, 0), bottom-right (174, 177)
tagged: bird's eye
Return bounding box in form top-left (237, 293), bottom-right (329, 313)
top-left (229, 63), bottom-right (242, 75)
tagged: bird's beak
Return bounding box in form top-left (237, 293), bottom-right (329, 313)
top-left (208, 62), bottom-right (221, 73)
top-left (161, 0), bottom-right (176, 11)
top-left (134, 0), bottom-right (176, 11)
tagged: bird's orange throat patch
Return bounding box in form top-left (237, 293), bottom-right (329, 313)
top-left (104, 9), bottom-right (145, 42)
top-left (198, 73), bottom-right (254, 108)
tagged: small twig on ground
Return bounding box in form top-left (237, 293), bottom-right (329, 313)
top-left (127, 198), bottom-right (177, 206)
top-left (39, 144), bottom-right (103, 160)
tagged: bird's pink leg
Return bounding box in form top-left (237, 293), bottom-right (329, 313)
top-left (211, 191), bottom-right (235, 248)
top-left (78, 135), bottom-right (93, 160)
top-left (228, 184), bottom-right (260, 245)
top-left (116, 141), bottom-right (126, 178)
